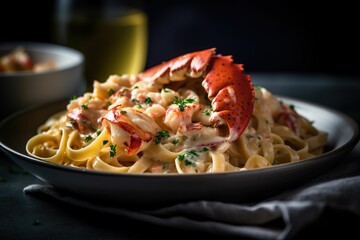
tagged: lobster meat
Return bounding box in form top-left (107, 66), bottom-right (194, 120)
top-left (100, 48), bottom-right (254, 155)
top-left (138, 48), bottom-right (254, 141)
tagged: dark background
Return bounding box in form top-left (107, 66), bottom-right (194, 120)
top-left (0, 0), bottom-right (359, 77)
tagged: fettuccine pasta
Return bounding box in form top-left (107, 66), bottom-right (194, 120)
top-left (26, 74), bottom-right (327, 174)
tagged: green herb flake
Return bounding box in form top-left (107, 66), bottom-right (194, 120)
top-left (162, 88), bottom-right (170, 93)
top-left (108, 88), bottom-right (115, 96)
top-left (134, 86), bottom-right (139, 89)
top-left (96, 130), bottom-right (102, 136)
top-left (201, 147), bottom-right (209, 152)
top-left (103, 140), bottom-right (109, 145)
top-left (187, 149), bottom-right (199, 157)
top-left (182, 135), bottom-right (188, 141)
top-left (110, 144), bottom-right (117, 157)
top-left (154, 130), bottom-right (170, 144)
top-left (84, 135), bottom-right (93, 143)
top-left (176, 148), bottom-right (209, 168)
top-left (69, 118), bottom-right (76, 126)
top-left (178, 154), bottom-right (185, 161)
top-left (135, 104), bottom-right (142, 109)
top-left (121, 110), bottom-right (127, 114)
top-left (81, 104), bottom-right (89, 110)
top-left (172, 139), bottom-right (180, 145)
top-left (203, 108), bottom-right (212, 116)
top-left (70, 95), bottom-right (77, 101)
top-left (145, 97), bottom-right (152, 104)
top-left (173, 97), bottom-right (195, 112)
top-left (184, 159), bottom-right (196, 167)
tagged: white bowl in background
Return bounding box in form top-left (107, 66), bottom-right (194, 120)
top-left (0, 42), bottom-right (85, 118)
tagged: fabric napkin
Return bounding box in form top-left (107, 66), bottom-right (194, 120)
top-left (24, 143), bottom-right (360, 240)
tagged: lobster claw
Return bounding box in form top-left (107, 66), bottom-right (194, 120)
top-left (139, 48), bottom-right (254, 141)
top-left (204, 55), bottom-right (254, 141)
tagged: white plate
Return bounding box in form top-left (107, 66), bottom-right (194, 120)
top-left (0, 97), bottom-right (359, 207)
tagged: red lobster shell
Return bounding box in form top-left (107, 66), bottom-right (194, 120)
top-left (138, 48), bottom-right (254, 141)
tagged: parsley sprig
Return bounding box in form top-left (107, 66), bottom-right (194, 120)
top-left (154, 130), bottom-right (170, 144)
top-left (84, 135), bottom-right (93, 143)
top-left (110, 144), bottom-right (117, 157)
top-left (172, 97), bottom-right (195, 112)
top-left (177, 147), bottom-right (209, 167)
top-left (145, 97), bottom-right (152, 104)
top-left (108, 88), bottom-right (115, 96)
top-left (203, 107), bottom-right (213, 116)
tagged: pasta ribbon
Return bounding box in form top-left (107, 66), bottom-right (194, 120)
top-left (66, 128), bottom-right (111, 161)
top-left (25, 75), bottom-right (327, 174)
top-left (26, 128), bottom-right (69, 164)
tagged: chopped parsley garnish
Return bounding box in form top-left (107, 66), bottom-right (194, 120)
top-left (154, 130), bottom-right (170, 144)
top-left (103, 140), bottom-right (109, 145)
top-left (84, 135), bottom-right (93, 142)
top-left (135, 104), bottom-right (142, 109)
top-left (81, 104), bottom-right (88, 110)
top-left (96, 130), bottom-right (102, 136)
top-left (177, 148), bottom-right (209, 167)
top-left (145, 97), bottom-right (152, 104)
top-left (121, 110), bottom-right (127, 114)
top-left (184, 159), bottom-right (196, 167)
top-left (172, 97), bottom-right (195, 112)
top-left (162, 88), bottom-right (170, 93)
top-left (69, 118), bottom-right (76, 126)
top-left (70, 95), bottom-right (77, 101)
top-left (108, 88), bottom-right (115, 96)
top-left (201, 147), bottom-right (209, 152)
top-left (203, 108), bottom-right (212, 116)
top-left (134, 86), bottom-right (139, 89)
top-left (172, 139), bottom-right (179, 145)
top-left (177, 150), bottom-right (198, 167)
top-left (131, 98), bottom-right (139, 103)
top-left (110, 144), bottom-right (117, 157)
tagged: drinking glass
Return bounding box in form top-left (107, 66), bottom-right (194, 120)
top-left (52, 0), bottom-right (148, 89)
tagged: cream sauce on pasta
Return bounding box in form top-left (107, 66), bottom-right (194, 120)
top-left (26, 75), bottom-right (327, 174)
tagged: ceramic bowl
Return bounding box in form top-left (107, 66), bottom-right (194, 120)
top-left (0, 42), bottom-right (84, 119)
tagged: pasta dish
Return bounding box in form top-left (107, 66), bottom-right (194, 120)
top-left (26, 49), bottom-right (327, 174)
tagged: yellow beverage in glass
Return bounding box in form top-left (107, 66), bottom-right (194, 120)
top-left (53, 3), bottom-right (147, 89)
